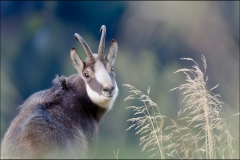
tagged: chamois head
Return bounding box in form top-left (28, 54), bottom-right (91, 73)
top-left (70, 25), bottom-right (118, 110)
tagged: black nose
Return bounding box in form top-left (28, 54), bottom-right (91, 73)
top-left (103, 86), bottom-right (115, 92)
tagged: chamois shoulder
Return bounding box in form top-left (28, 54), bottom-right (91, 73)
top-left (18, 75), bottom-right (68, 110)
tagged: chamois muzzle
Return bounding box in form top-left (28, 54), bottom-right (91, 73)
top-left (103, 86), bottom-right (115, 97)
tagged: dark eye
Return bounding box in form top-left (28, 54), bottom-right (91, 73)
top-left (84, 72), bottom-right (90, 79)
top-left (111, 67), bottom-right (114, 72)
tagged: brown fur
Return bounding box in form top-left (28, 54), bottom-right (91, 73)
top-left (1, 75), bottom-right (108, 159)
top-left (2, 25), bottom-right (118, 159)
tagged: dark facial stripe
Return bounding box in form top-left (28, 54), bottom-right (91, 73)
top-left (86, 72), bottom-right (116, 95)
top-left (87, 77), bottom-right (103, 95)
top-left (109, 72), bottom-right (116, 86)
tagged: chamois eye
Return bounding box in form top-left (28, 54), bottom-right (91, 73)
top-left (84, 73), bottom-right (90, 79)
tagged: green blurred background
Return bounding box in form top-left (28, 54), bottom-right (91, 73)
top-left (1, 1), bottom-right (239, 159)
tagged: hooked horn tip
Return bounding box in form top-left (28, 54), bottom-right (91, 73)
top-left (99, 25), bottom-right (106, 33)
top-left (74, 33), bottom-right (79, 36)
top-left (71, 46), bottom-right (77, 51)
top-left (111, 39), bottom-right (117, 43)
top-left (74, 33), bottom-right (80, 41)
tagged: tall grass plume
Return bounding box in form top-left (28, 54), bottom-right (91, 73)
top-left (123, 55), bottom-right (239, 159)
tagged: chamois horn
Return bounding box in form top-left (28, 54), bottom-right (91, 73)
top-left (74, 33), bottom-right (95, 64)
top-left (98, 25), bottom-right (106, 60)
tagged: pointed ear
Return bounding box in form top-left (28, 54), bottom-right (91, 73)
top-left (106, 39), bottom-right (118, 65)
top-left (70, 46), bottom-right (84, 73)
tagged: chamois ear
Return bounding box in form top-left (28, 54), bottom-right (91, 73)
top-left (70, 46), bottom-right (84, 73)
top-left (106, 39), bottom-right (118, 65)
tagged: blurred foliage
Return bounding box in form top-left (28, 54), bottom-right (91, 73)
top-left (1, 1), bottom-right (239, 159)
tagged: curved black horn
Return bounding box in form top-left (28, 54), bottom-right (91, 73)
top-left (74, 33), bottom-right (95, 64)
top-left (98, 25), bottom-right (106, 60)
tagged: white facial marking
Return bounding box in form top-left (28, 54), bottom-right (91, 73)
top-left (85, 54), bottom-right (118, 110)
top-left (94, 60), bottom-right (112, 88)
top-left (86, 83), bottom-right (118, 110)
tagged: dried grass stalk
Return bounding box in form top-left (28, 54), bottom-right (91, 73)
top-left (123, 55), bottom-right (238, 159)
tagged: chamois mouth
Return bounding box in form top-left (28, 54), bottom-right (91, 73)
top-left (103, 94), bottom-right (113, 99)
top-left (106, 95), bottom-right (113, 98)
top-left (102, 86), bottom-right (115, 99)
top-left (102, 91), bottom-right (114, 99)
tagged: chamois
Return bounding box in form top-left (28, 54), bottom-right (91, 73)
top-left (1, 25), bottom-right (118, 159)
